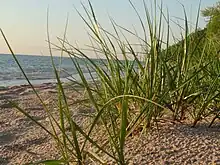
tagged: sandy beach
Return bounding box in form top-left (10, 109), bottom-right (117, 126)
top-left (0, 83), bottom-right (220, 164)
top-left (0, 83), bottom-right (84, 164)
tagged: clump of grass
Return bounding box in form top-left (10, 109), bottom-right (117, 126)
top-left (1, 0), bottom-right (220, 164)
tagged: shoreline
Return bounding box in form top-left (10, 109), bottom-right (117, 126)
top-left (0, 78), bottom-right (67, 88)
top-left (0, 82), bottom-right (220, 164)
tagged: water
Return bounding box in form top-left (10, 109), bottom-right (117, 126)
top-left (0, 54), bottom-right (95, 86)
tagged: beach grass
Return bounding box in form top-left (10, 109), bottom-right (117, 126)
top-left (1, 0), bottom-right (220, 164)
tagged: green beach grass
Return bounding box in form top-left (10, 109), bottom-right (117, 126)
top-left (1, 0), bottom-right (220, 164)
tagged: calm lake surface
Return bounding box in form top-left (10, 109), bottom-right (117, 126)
top-left (0, 54), bottom-right (96, 86)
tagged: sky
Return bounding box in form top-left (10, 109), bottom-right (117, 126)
top-left (0, 0), bottom-right (219, 56)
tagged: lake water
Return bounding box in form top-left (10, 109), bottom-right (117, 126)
top-left (0, 54), bottom-right (96, 86)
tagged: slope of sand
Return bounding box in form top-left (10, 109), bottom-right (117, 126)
top-left (0, 83), bottom-right (219, 164)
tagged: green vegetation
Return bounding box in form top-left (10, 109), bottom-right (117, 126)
top-left (202, 1), bottom-right (220, 40)
top-left (1, 1), bottom-right (220, 164)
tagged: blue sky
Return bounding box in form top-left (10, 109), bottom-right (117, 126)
top-left (0, 0), bottom-right (218, 56)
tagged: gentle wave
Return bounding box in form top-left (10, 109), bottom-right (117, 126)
top-left (0, 54), bottom-right (97, 86)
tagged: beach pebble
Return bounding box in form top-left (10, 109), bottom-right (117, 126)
top-left (10, 87), bottom-right (26, 94)
top-left (43, 89), bottom-right (57, 93)
top-left (8, 85), bottom-right (20, 90)
top-left (19, 88), bottom-right (34, 95)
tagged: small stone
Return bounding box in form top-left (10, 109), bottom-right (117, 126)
top-left (8, 85), bottom-right (20, 90)
top-left (11, 87), bottom-right (25, 94)
top-left (43, 89), bottom-right (57, 93)
top-left (19, 88), bottom-right (34, 95)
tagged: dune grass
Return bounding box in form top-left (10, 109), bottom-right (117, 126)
top-left (1, 0), bottom-right (220, 164)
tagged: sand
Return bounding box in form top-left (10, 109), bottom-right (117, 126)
top-left (0, 83), bottom-right (219, 164)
